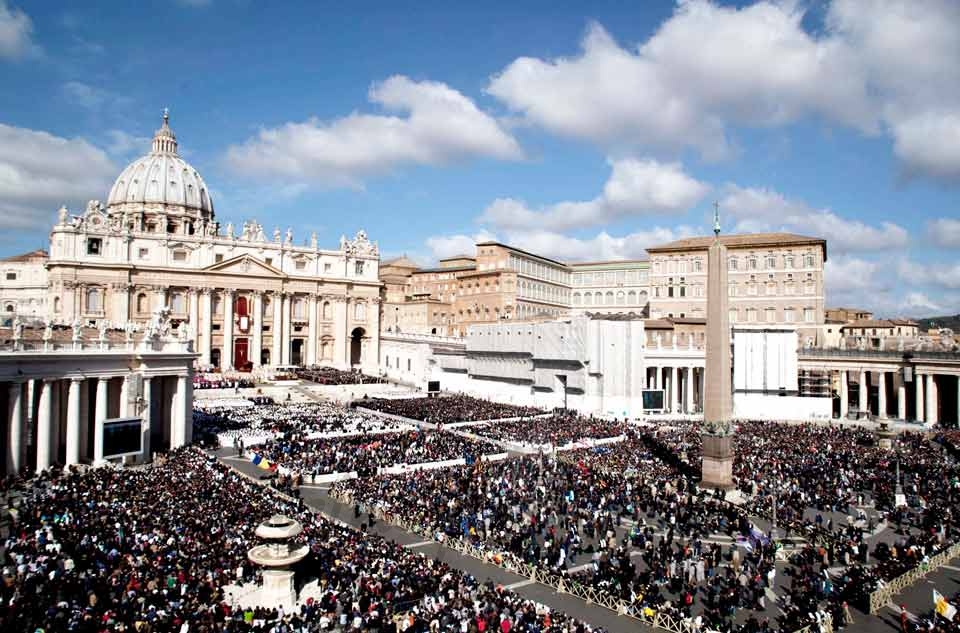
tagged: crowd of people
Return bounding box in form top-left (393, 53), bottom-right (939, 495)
top-left (194, 373), bottom-right (257, 390)
top-left (295, 366), bottom-right (386, 385)
top-left (193, 401), bottom-right (410, 445)
top-left (471, 413), bottom-right (627, 448)
top-left (253, 429), bottom-right (500, 477)
top-left (359, 395), bottom-right (543, 424)
top-left (1, 449), bottom-right (610, 633)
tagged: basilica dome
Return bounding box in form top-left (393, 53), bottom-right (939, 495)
top-left (106, 110), bottom-right (214, 219)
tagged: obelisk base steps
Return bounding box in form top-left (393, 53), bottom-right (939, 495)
top-left (700, 433), bottom-right (734, 490)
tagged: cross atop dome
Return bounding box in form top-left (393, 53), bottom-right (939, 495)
top-left (151, 107), bottom-right (178, 154)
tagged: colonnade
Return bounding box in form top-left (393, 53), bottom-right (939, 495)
top-left (3, 371), bottom-right (191, 475)
top-left (837, 368), bottom-right (960, 423)
top-left (645, 364), bottom-right (704, 414)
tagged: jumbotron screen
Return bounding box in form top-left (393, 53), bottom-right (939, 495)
top-left (641, 389), bottom-right (665, 411)
top-left (103, 417), bottom-right (142, 458)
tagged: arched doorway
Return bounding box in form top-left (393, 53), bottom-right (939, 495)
top-left (211, 348), bottom-right (221, 369)
top-left (291, 339), bottom-right (304, 366)
top-left (261, 348), bottom-right (271, 366)
top-left (350, 327), bottom-right (365, 366)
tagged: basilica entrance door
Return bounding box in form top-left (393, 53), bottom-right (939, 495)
top-left (234, 338), bottom-right (249, 371)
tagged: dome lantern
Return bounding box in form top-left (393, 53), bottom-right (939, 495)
top-left (151, 107), bottom-right (178, 154)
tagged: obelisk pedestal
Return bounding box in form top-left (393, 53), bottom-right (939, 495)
top-left (701, 222), bottom-right (735, 490)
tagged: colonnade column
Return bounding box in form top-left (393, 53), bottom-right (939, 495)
top-left (916, 374), bottom-right (925, 422)
top-left (368, 298), bottom-right (381, 370)
top-left (897, 375), bottom-right (906, 420)
top-left (654, 366), bottom-right (662, 390)
top-left (36, 379), bottom-right (53, 471)
top-left (927, 374), bottom-right (938, 424)
top-left (119, 374), bottom-right (129, 418)
top-left (271, 291), bottom-right (283, 366)
top-left (7, 381), bottom-right (24, 474)
top-left (671, 366), bottom-right (679, 413)
top-left (94, 377), bottom-right (108, 463)
top-left (281, 293), bottom-right (292, 365)
top-left (839, 370), bottom-right (849, 418)
top-left (877, 371), bottom-right (887, 419)
top-left (141, 377), bottom-right (152, 461)
top-left (307, 294), bottom-right (318, 366)
top-left (334, 297), bottom-right (348, 368)
top-left (859, 370), bottom-right (868, 417)
top-left (65, 377), bottom-right (82, 466)
top-left (252, 291), bottom-right (264, 368)
top-left (169, 376), bottom-right (181, 449)
top-left (684, 367), bottom-right (694, 413)
top-left (222, 289), bottom-right (234, 370)
top-left (200, 289), bottom-right (212, 366)
top-left (174, 374), bottom-right (189, 447)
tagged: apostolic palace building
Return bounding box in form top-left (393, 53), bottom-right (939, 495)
top-left (45, 112), bottom-right (382, 372)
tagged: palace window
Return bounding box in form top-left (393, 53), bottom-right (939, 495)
top-left (296, 260), bottom-right (306, 270)
top-left (171, 292), bottom-right (186, 314)
top-left (728, 257), bottom-right (738, 271)
top-left (354, 302), bottom-right (366, 321)
top-left (215, 254), bottom-right (224, 263)
top-left (136, 293), bottom-right (148, 313)
top-left (766, 307), bottom-right (776, 322)
top-left (85, 288), bottom-right (103, 313)
top-left (5, 272), bottom-right (16, 280)
top-left (804, 307), bottom-right (815, 323)
top-left (138, 248), bottom-right (149, 260)
top-left (784, 307), bottom-right (796, 323)
top-left (172, 250), bottom-right (187, 262)
top-left (729, 308), bottom-right (738, 323)
top-left (804, 253), bottom-right (815, 267)
top-left (746, 308), bottom-right (758, 322)
top-left (747, 256), bottom-right (758, 270)
top-left (293, 297), bottom-right (306, 319)
top-left (355, 261), bottom-right (365, 275)
top-left (693, 259), bottom-right (703, 273)
top-left (765, 255), bottom-right (776, 269)
top-left (86, 238), bottom-right (102, 256)
top-left (324, 262), bottom-right (332, 273)
top-left (784, 255), bottom-right (795, 268)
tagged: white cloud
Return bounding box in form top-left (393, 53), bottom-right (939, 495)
top-left (424, 231), bottom-right (497, 261)
top-left (0, 123), bottom-right (117, 230)
top-left (901, 292), bottom-right (942, 314)
top-left (0, 0), bottom-right (35, 59)
top-left (928, 217), bottom-right (960, 249)
top-left (104, 129), bottom-right (150, 158)
top-left (62, 81), bottom-right (134, 112)
top-left (226, 75), bottom-right (522, 188)
top-left (897, 258), bottom-right (960, 290)
top-left (424, 226), bottom-right (686, 264)
top-left (825, 256), bottom-right (881, 294)
top-left (487, 1), bottom-right (960, 181)
top-left (480, 158), bottom-right (708, 232)
top-left (721, 184), bottom-right (908, 253)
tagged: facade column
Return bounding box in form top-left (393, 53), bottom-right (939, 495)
top-left (94, 377), bottom-right (108, 463)
top-left (898, 378), bottom-right (907, 420)
top-left (65, 377), bottom-right (82, 466)
top-left (367, 298), bottom-right (381, 371)
top-left (306, 293), bottom-right (318, 366)
top-left (916, 374), bottom-right (925, 422)
top-left (281, 293), bottom-right (292, 365)
top-left (252, 291), bottom-right (264, 368)
top-left (334, 296), bottom-right (348, 368)
top-left (840, 370), bottom-right (849, 418)
top-left (671, 366), bottom-right (679, 413)
top-left (189, 289), bottom-right (200, 353)
top-left (859, 369), bottom-right (868, 417)
top-left (271, 291), bottom-right (283, 366)
top-left (222, 289), bottom-right (234, 370)
top-left (7, 381), bottom-right (24, 474)
top-left (79, 378), bottom-right (89, 460)
top-left (184, 369), bottom-right (194, 445)
top-left (927, 374), bottom-right (939, 424)
top-left (877, 371), bottom-right (887, 419)
top-left (36, 379), bottom-right (53, 472)
top-left (141, 377), bottom-right (152, 462)
top-left (698, 367), bottom-right (705, 413)
top-left (200, 289), bottom-right (212, 366)
top-left (168, 376), bottom-right (181, 448)
top-left (654, 365), bottom-right (662, 390)
top-left (118, 284), bottom-right (131, 323)
top-left (684, 367), bottom-right (694, 414)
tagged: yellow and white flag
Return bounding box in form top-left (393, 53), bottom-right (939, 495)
top-left (934, 589), bottom-right (958, 620)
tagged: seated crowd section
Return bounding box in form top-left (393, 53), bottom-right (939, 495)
top-left (0, 449), bottom-right (606, 633)
top-left (295, 366), bottom-right (386, 385)
top-left (4, 391), bottom-right (957, 633)
top-left (358, 395), bottom-right (543, 424)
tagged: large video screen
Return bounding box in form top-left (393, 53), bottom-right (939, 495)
top-left (103, 417), bottom-right (142, 458)
top-left (427, 380), bottom-right (440, 393)
top-left (642, 389), bottom-right (665, 411)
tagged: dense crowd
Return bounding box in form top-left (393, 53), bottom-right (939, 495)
top-left (193, 401), bottom-right (410, 444)
top-left (254, 429), bottom-right (500, 477)
top-left (471, 413), bottom-right (627, 448)
top-left (1, 449), bottom-right (607, 633)
top-left (194, 373), bottom-right (257, 390)
top-left (295, 366), bottom-right (386, 385)
top-left (359, 395), bottom-right (543, 424)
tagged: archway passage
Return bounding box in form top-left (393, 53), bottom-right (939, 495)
top-left (291, 339), bottom-right (304, 366)
top-left (211, 348), bottom-right (221, 370)
top-left (261, 348), bottom-right (271, 366)
top-left (350, 327), bottom-right (365, 366)
top-left (234, 338), bottom-right (250, 371)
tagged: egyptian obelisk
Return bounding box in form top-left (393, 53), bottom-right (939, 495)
top-left (701, 203), bottom-right (734, 489)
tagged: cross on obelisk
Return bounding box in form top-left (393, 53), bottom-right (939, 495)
top-left (701, 201), bottom-right (734, 490)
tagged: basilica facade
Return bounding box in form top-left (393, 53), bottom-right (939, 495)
top-left (45, 112), bottom-right (381, 372)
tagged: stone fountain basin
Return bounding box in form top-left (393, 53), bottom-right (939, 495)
top-left (248, 544), bottom-right (309, 568)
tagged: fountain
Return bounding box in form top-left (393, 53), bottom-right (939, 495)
top-left (246, 514), bottom-right (310, 609)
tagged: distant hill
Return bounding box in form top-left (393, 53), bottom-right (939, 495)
top-left (916, 314), bottom-right (960, 331)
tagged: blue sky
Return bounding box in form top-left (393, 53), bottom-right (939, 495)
top-left (0, 0), bottom-right (957, 317)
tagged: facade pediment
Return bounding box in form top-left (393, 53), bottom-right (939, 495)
top-left (203, 254), bottom-right (286, 278)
